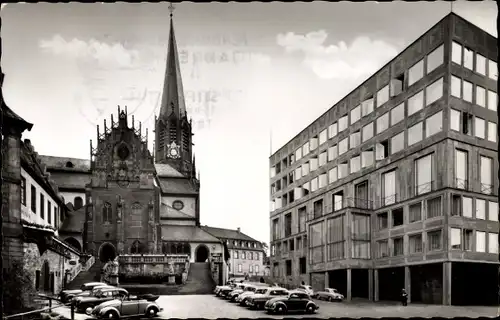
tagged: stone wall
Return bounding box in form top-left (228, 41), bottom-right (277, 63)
top-left (22, 242), bottom-right (81, 294)
top-left (119, 254), bottom-right (189, 279)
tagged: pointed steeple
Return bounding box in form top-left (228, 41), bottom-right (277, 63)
top-left (159, 5), bottom-right (186, 120)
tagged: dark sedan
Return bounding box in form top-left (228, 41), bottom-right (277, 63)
top-left (74, 288), bottom-right (129, 313)
top-left (264, 291), bottom-right (319, 314)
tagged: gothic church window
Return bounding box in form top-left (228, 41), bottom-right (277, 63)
top-left (103, 202), bottom-right (112, 223)
top-left (158, 127), bottom-right (166, 151)
top-left (169, 122), bottom-right (177, 142)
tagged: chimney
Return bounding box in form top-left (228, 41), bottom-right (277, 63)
top-left (237, 227), bottom-right (240, 233)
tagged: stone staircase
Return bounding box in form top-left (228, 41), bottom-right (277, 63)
top-left (177, 262), bottom-right (215, 295)
top-left (66, 259), bottom-right (102, 290)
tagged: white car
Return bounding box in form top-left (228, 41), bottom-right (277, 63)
top-left (297, 285), bottom-right (316, 298)
top-left (316, 288), bottom-right (344, 302)
top-left (236, 286), bottom-right (268, 306)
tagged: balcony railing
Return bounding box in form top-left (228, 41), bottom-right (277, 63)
top-left (380, 193), bottom-right (398, 208)
top-left (408, 180), bottom-right (436, 198)
top-left (455, 178), bottom-right (468, 190)
top-left (480, 183), bottom-right (493, 195)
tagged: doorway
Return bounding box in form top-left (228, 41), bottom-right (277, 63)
top-left (41, 261), bottom-right (50, 292)
top-left (195, 244), bottom-right (209, 262)
top-left (99, 243), bottom-right (117, 262)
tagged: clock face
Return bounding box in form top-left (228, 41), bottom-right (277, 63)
top-left (170, 148), bottom-right (178, 156)
top-left (172, 200), bottom-right (184, 210)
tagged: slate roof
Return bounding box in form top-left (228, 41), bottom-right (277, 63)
top-left (46, 171), bottom-right (91, 190)
top-left (39, 155), bottom-right (91, 172)
top-left (157, 177), bottom-right (198, 195)
top-left (60, 205), bottom-right (87, 233)
top-left (160, 203), bottom-right (194, 219)
top-left (155, 163), bottom-right (184, 178)
top-left (160, 225), bottom-right (221, 243)
top-left (201, 226), bottom-right (260, 243)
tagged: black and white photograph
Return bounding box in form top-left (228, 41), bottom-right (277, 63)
top-left (0, 1), bottom-right (498, 319)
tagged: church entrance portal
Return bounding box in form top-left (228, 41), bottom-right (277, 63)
top-left (99, 243), bottom-right (117, 262)
top-left (195, 244), bottom-right (209, 262)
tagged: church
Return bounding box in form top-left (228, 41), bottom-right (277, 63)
top-left (39, 11), bottom-right (225, 266)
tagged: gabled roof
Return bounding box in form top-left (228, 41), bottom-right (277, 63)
top-left (157, 177), bottom-right (198, 195)
top-left (39, 155), bottom-right (91, 172)
top-left (201, 226), bottom-right (260, 243)
top-left (155, 163), bottom-right (184, 178)
top-left (59, 204), bottom-right (87, 233)
top-left (160, 225), bottom-right (220, 243)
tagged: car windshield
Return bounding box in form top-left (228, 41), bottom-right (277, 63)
top-left (247, 287), bottom-right (256, 292)
top-left (256, 289), bottom-right (267, 294)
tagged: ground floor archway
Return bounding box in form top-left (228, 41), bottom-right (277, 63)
top-left (99, 242), bottom-right (117, 262)
top-left (195, 244), bottom-right (209, 262)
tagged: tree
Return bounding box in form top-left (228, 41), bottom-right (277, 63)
top-left (260, 242), bottom-right (269, 257)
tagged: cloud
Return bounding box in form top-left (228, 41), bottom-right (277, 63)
top-left (276, 30), bottom-right (399, 80)
top-left (39, 35), bottom-right (140, 68)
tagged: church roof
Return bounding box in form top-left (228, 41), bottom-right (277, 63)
top-left (161, 203), bottom-right (194, 219)
top-left (39, 155), bottom-right (91, 172)
top-left (201, 226), bottom-right (260, 243)
top-left (60, 205), bottom-right (87, 233)
top-left (159, 14), bottom-right (187, 120)
top-left (45, 171), bottom-right (91, 190)
top-left (155, 163), bottom-right (184, 178)
top-left (160, 225), bottom-right (221, 243)
top-left (157, 177), bottom-right (198, 195)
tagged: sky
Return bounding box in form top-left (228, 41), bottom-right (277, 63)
top-left (1, 1), bottom-right (497, 247)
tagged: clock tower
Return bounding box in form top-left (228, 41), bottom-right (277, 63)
top-left (154, 11), bottom-right (195, 178)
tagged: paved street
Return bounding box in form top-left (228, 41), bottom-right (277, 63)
top-left (54, 295), bottom-right (499, 319)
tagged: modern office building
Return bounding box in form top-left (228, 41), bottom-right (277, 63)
top-left (268, 13), bottom-right (498, 306)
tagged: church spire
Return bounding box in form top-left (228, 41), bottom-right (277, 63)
top-left (159, 3), bottom-right (186, 120)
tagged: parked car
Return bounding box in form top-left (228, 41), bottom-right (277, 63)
top-left (226, 284), bottom-right (251, 302)
top-left (72, 285), bottom-right (115, 301)
top-left (87, 295), bottom-right (163, 319)
top-left (246, 287), bottom-right (289, 310)
top-left (59, 282), bottom-right (107, 303)
top-left (214, 282), bottom-right (236, 296)
top-left (236, 285), bottom-right (269, 306)
top-left (219, 283), bottom-right (245, 298)
top-left (296, 285), bottom-right (316, 298)
top-left (75, 288), bottom-right (129, 313)
top-left (264, 291), bottom-right (319, 314)
top-left (316, 288), bottom-right (344, 302)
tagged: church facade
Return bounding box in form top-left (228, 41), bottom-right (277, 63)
top-left (40, 14), bottom-right (224, 266)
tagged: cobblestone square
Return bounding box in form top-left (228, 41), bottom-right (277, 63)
top-left (54, 295), bottom-right (499, 319)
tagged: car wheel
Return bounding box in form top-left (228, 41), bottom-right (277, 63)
top-left (146, 307), bottom-right (158, 318)
top-left (104, 311), bottom-right (119, 319)
top-left (276, 305), bottom-right (285, 314)
top-left (328, 297), bottom-right (333, 302)
top-left (306, 305), bottom-right (315, 314)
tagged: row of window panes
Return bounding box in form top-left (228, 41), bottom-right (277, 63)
top-left (450, 75), bottom-right (497, 111)
top-left (450, 109), bottom-right (497, 142)
top-left (231, 250), bottom-right (261, 260)
top-left (451, 41), bottom-right (498, 81)
top-left (272, 113), bottom-right (442, 206)
top-left (451, 195), bottom-right (498, 221)
top-left (293, 45), bottom-right (446, 162)
top-left (235, 264), bottom-right (260, 274)
top-left (450, 229), bottom-right (498, 254)
top-left (21, 177), bottom-right (59, 228)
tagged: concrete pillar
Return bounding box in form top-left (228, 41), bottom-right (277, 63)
top-left (368, 269), bottom-right (374, 301)
top-left (405, 266), bottom-right (411, 303)
top-left (374, 269), bottom-right (379, 301)
top-left (346, 268), bottom-right (352, 301)
top-left (443, 262), bottom-right (452, 305)
top-left (324, 270), bottom-right (329, 289)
